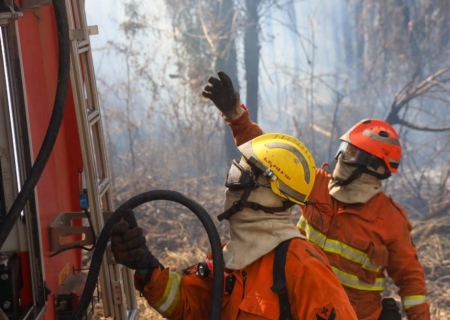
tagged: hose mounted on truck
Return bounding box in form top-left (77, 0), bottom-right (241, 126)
top-left (70, 190), bottom-right (224, 320)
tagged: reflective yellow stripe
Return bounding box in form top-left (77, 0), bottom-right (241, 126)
top-left (332, 267), bottom-right (385, 291)
top-left (297, 216), bottom-right (382, 272)
top-left (153, 272), bottom-right (181, 317)
top-left (402, 295), bottom-right (427, 309)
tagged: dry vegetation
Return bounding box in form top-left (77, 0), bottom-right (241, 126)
top-left (411, 218), bottom-right (450, 318)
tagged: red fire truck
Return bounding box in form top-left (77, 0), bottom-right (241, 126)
top-left (0, 1), bottom-right (138, 319)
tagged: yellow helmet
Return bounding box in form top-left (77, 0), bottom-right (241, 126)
top-left (237, 133), bottom-right (316, 205)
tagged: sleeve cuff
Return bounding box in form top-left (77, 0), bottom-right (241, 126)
top-left (137, 268), bottom-right (150, 276)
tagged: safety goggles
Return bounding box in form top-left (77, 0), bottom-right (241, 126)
top-left (335, 141), bottom-right (385, 171)
top-left (225, 159), bottom-right (258, 190)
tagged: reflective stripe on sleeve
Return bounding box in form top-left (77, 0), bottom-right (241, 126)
top-left (331, 267), bottom-right (385, 291)
top-left (152, 271), bottom-right (182, 317)
top-left (402, 295), bottom-right (427, 309)
top-left (297, 216), bottom-right (383, 272)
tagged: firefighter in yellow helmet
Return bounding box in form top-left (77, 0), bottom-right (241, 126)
top-left (110, 133), bottom-right (357, 319)
top-left (202, 71), bottom-right (430, 320)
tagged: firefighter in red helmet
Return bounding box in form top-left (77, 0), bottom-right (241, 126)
top-left (202, 71), bottom-right (430, 320)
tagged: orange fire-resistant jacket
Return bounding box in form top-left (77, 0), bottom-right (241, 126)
top-left (135, 238), bottom-right (357, 320)
top-left (227, 106), bottom-right (430, 320)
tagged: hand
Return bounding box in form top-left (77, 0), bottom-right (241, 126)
top-left (110, 210), bottom-right (160, 270)
top-left (202, 71), bottom-right (243, 120)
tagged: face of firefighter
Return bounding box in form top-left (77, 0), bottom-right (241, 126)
top-left (332, 154), bottom-right (387, 183)
top-left (332, 155), bottom-right (356, 182)
top-left (329, 155), bottom-right (383, 204)
top-left (223, 157), bottom-right (285, 215)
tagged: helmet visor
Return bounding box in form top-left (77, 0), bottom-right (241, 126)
top-left (337, 141), bottom-right (360, 162)
top-left (225, 159), bottom-right (257, 190)
top-left (335, 141), bottom-right (385, 171)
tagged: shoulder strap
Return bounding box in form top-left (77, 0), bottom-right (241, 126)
top-left (271, 239), bottom-right (293, 320)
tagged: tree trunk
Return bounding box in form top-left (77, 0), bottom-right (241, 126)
top-left (244, 0), bottom-right (261, 123)
top-left (214, 0), bottom-right (241, 165)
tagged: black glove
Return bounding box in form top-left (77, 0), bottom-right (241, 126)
top-left (202, 71), bottom-right (240, 116)
top-left (378, 298), bottom-right (401, 320)
top-left (110, 209), bottom-right (160, 271)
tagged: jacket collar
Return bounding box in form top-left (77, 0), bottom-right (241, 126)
top-left (338, 193), bottom-right (382, 222)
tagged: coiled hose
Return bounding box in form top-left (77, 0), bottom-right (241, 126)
top-left (70, 190), bottom-right (224, 320)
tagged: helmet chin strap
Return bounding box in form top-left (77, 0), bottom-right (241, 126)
top-left (333, 165), bottom-right (391, 187)
top-left (217, 185), bottom-right (294, 221)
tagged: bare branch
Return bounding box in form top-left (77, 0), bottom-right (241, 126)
top-left (387, 68), bottom-right (450, 127)
top-left (198, 0), bottom-right (216, 50)
top-left (395, 118), bottom-right (450, 132)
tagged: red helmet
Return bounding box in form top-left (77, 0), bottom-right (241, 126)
top-left (337, 119), bottom-right (401, 174)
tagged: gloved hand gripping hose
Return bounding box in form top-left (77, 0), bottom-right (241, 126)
top-left (70, 190), bottom-right (224, 320)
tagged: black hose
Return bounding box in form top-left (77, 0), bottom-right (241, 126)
top-left (0, 0), bottom-right (70, 248)
top-left (70, 190), bottom-right (223, 320)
